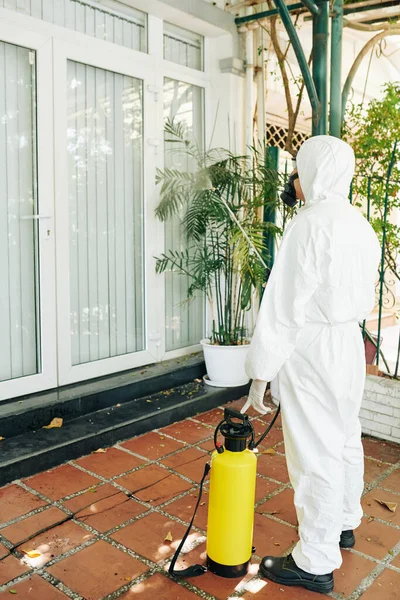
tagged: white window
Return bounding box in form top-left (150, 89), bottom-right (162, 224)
top-left (163, 78), bottom-right (205, 351)
top-left (67, 60), bottom-right (145, 365)
top-left (164, 23), bottom-right (203, 71)
top-left (0, 0), bottom-right (147, 51)
top-left (0, 42), bottom-right (40, 382)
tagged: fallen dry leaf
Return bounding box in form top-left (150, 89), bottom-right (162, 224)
top-left (261, 448), bottom-right (276, 456)
top-left (125, 577), bottom-right (131, 582)
top-left (43, 417), bottom-right (63, 429)
top-left (194, 378), bottom-right (202, 383)
top-left (93, 448), bottom-right (107, 454)
top-left (366, 538), bottom-right (372, 542)
top-left (200, 502), bottom-right (206, 506)
top-left (9, 590), bottom-right (17, 595)
top-left (116, 404), bottom-right (121, 407)
top-left (89, 488), bottom-right (97, 493)
top-left (164, 531), bottom-right (173, 543)
top-left (274, 543), bottom-right (280, 546)
top-left (374, 498), bottom-right (397, 513)
top-left (146, 399), bottom-right (152, 403)
top-left (367, 516), bottom-right (375, 523)
top-left (160, 436), bottom-right (165, 440)
top-left (0, 437), bottom-right (5, 441)
top-left (21, 550), bottom-right (41, 559)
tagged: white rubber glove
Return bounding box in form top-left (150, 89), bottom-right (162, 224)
top-left (240, 380), bottom-right (271, 416)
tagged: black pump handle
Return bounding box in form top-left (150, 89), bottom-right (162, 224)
top-left (224, 407), bottom-right (249, 429)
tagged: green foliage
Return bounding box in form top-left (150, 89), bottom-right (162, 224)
top-left (343, 82), bottom-right (400, 282)
top-left (155, 120), bottom-right (282, 346)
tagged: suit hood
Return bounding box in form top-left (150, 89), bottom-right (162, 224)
top-left (296, 135), bottom-right (355, 205)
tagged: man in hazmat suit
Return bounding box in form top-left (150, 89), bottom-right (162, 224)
top-left (242, 135), bottom-right (381, 594)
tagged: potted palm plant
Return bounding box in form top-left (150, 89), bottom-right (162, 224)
top-left (155, 121), bottom-right (280, 387)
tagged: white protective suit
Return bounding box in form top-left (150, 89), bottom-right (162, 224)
top-left (245, 136), bottom-right (381, 575)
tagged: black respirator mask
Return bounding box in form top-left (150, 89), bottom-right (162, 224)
top-left (280, 172), bottom-right (299, 208)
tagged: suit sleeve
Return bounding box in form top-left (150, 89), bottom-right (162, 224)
top-left (245, 216), bottom-right (323, 382)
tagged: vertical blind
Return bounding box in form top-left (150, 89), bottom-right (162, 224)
top-left (0, 0), bottom-right (147, 52)
top-left (164, 23), bottom-right (203, 71)
top-left (0, 42), bottom-right (39, 382)
top-left (164, 78), bottom-right (204, 351)
top-left (67, 60), bottom-right (144, 365)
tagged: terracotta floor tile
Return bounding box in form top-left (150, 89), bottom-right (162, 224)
top-left (0, 574), bottom-right (69, 599)
top-left (162, 447), bottom-right (206, 469)
top-left (116, 464), bottom-right (192, 505)
top-left (0, 543), bottom-right (9, 559)
top-left (160, 420), bottom-right (212, 444)
top-left (198, 438), bottom-right (215, 452)
top-left (120, 431), bottom-right (184, 460)
top-left (256, 427), bottom-right (285, 450)
top-left (26, 464), bottom-right (100, 501)
top-left (379, 468), bottom-right (400, 493)
top-left (253, 514), bottom-right (298, 557)
top-left (352, 517), bottom-right (399, 559)
top-left (364, 458), bottom-right (392, 483)
top-left (17, 520), bottom-right (93, 566)
top-left (256, 489), bottom-right (297, 526)
top-left (1, 507), bottom-right (67, 545)
top-left (75, 493), bottom-right (146, 532)
top-left (360, 567), bottom-right (400, 600)
top-left (0, 554), bottom-right (29, 586)
top-left (0, 484), bottom-right (46, 523)
top-left (390, 551), bottom-right (400, 568)
top-left (334, 550), bottom-right (376, 597)
top-left (193, 408), bottom-right (225, 426)
top-left (75, 447), bottom-right (146, 479)
top-left (120, 572), bottom-right (200, 599)
top-left (63, 483), bottom-right (120, 513)
top-left (166, 542), bottom-right (255, 600)
top-left (256, 453), bottom-right (290, 484)
top-left (362, 437), bottom-right (400, 464)
top-left (165, 491), bottom-right (209, 530)
top-left (255, 477), bottom-right (281, 503)
top-left (242, 577), bottom-right (318, 599)
top-left (362, 490), bottom-right (400, 526)
top-left (111, 511), bottom-right (197, 563)
top-left (48, 540), bottom-right (148, 600)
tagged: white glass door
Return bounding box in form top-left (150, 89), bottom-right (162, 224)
top-left (54, 38), bottom-right (158, 385)
top-left (0, 25), bottom-right (57, 402)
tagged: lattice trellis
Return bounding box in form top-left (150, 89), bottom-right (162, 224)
top-left (266, 123), bottom-right (309, 154)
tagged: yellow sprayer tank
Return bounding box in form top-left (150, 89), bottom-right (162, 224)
top-left (206, 408), bottom-right (257, 578)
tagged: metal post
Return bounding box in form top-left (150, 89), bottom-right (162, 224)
top-left (376, 141), bottom-right (398, 367)
top-left (273, 0), bottom-right (320, 123)
top-left (312, 0), bottom-right (329, 135)
top-left (330, 0), bottom-right (343, 138)
top-left (264, 146), bottom-right (279, 274)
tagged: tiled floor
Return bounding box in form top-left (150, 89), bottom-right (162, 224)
top-left (0, 397), bottom-right (399, 600)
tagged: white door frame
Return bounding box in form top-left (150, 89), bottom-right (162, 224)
top-left (0, 22), bottom-right (57, 402)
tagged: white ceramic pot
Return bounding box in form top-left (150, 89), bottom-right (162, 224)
top-left (200, 338), bottom-right (250, 388)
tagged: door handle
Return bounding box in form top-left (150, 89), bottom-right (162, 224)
top-left (20, 215), bottom-right (52, 220)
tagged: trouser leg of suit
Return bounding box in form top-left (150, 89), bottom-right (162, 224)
top-left (342, 420), bottom-right (364, 531)
top-left (277, 322), bottom-right (365, 575)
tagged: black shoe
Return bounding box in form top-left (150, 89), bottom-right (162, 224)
top-left (259, 554), bottom-right (334, 595)
top-left (340, 530), bottom-right (355, 548)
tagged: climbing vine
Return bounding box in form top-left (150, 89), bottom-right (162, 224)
top-left (343, 82), bottom-right (400, 285)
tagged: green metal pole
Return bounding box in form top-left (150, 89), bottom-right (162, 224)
top-left (273, 0), bottom-right (320, 121)
top-left (330, 0), bottom-right (343, 138)
top-left (376, 141), bottom-right (398, 367)
top-left (264, 146), bottom-right (279, 274)
top-left (312, 0), bottom-right (329, 135)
